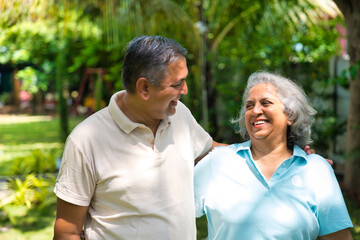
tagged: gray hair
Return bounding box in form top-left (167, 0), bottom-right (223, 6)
top-left (233, 71), bottom-right (317, 149)
top-left (121, 35), bottom-right (188, 93)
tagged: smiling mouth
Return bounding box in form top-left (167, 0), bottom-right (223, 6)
top-left (253, 120), bottom-right (267, 126)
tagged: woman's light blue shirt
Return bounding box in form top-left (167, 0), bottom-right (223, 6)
top-left (194, 141), bottom-right (353, 240)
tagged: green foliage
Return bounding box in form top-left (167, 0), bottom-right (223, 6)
top-left (1, 120), bottom-right (59, 144)
top-left (15, 66), bottom-right (48, 94)
top-left (0, 3), bottom-right (356, 238)
top-left (206, 13), bottom-right (342, 142)
top-left (0, 116), bottom-right (85, 176)
top-left (328, 60), bottom-right (360, 87)
top-left (9, 149), bottom-right (60, 176)
top-left (344, 195), bottom-right (360, 239)
top-left (0, 20), bottom-right (57, 65)
top-left (0, 4), bottom-right (103, 95)
top-left (312, 116), bottom-right (347, 155)
top-left (0, 174), bottom-right (56, 226)
top-left (196, 215), bottom-right (208, 240)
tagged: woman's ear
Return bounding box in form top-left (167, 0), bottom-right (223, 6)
top-left (136, 77), bottom-right (150, 100)
top-left (287, 119), bottom-right (294, 126)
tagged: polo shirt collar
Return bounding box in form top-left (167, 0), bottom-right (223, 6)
top-left (292, 144), bottom-right (308, 161)
top-left (108, 91), bottom-right (171, 134)
top-left (234, 140), bottom-right (308, 162)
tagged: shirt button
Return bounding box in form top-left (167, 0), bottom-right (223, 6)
top-left (276, 170), bottom-right (281, 175)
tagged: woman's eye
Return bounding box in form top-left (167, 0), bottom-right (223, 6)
top-left (245, 104), bottom-right (253, 110)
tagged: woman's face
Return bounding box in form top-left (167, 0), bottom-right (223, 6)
top-left (245, 83), bottom-right (290, 144)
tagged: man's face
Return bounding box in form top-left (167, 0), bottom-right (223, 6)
top-left (147, 56), bottom-right (188, 120)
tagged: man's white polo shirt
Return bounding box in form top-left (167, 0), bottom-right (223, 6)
top-left (55, 91), bottom-right (213, 240)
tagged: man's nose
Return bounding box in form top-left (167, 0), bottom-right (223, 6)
top-left (180, 81), bottom-right (188, 95)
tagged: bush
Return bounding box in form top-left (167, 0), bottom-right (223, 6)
top-left (9, 148), bottom-right (61, 175)
top-left (0, 174), bottom-right (56, 226)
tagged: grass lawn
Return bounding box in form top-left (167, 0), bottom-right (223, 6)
top-left (0, 114), bottom-right (359, 239)
top-left (196, 216), bottom-right (208, 240)
top-left (0, 115), bottom-right (85, 175)
top-left (0, 114), bottom-right (85, 239)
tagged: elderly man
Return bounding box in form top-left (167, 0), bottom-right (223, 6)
top-left (53, 35), bottom-right (224, 240)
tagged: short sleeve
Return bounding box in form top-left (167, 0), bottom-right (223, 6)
top-left (308, 155), bottom-right (353, 236)
top-left (54, 136), bottom-right (96, 206)
top-left (194, 153), bottom-right (213, 218)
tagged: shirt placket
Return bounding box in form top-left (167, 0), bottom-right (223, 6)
top-left (244, 151), bottom-right (270, 189)
top-left (268, 158), bottom-right (292, 187)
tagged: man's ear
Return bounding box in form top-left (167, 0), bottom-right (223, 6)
top-left (136, 77), bottom-right (150, 100)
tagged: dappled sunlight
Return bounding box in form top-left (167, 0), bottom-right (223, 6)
top-left (0, 114), bottom-right (53, 124)
top-left (3, 143), bottom-right (63, 151)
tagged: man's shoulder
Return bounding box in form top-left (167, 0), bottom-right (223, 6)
top-left (175, 101), bottom-right (190, 114)
top-left (170, 101), bottom-right (197, 124)
top-left (69, 107), bottom-right (111, 138)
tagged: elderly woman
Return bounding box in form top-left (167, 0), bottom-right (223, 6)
top-left (194, 71), bottom-right (353, 239)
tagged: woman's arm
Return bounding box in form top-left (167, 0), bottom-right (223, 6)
top-left (319, 228), bottom-right (352, 240)
top-left (53, 198), bottom-right (88, 240)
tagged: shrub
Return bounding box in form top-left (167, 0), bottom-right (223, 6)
top-left (9, 148), bottom-right (61, 175)
top-left (0, 174), bottom-right (56, 226)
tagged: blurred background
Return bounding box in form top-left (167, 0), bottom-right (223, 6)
top-left (0, 0), bottom-right (359, 239)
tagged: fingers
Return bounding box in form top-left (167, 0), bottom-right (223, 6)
top-left (326, 159), bottom-right (334, 166)
top-left (303, 146), bottom-right (333, 166)
top-left (304, 146), bottom-right (315, 155)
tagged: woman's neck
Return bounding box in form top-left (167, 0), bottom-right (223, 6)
top-left (250, 140), bottom-right (292, 181)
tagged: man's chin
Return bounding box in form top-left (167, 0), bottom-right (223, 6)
top-left (168, 110), bottom-right (176, 116)
top-left (167, 107), bottom-right (177, 117)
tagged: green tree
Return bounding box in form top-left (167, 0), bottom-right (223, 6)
top-left (0, 0), bottom-right (103, 141)
top-left (178, 0), bottom-right (340, 138)
top-left (0, 0), bottom-right (344, 149)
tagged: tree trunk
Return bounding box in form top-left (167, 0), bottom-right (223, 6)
top-left (205, 56), bottom-right (218, 137)
top-left (55, 43), bottom-right (69, 143)
top-left (333, 0), bottom-right (360, 195)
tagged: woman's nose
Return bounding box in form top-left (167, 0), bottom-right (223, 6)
top-left (252, 103), bottom-right (263, 115)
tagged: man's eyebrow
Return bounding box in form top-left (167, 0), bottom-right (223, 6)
top-left (177, 79), bottom-right (186, 84)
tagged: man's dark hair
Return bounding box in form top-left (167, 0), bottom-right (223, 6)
top-left (121, 35), bottom-right (188, 93)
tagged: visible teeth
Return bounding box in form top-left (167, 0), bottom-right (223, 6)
top-left (254, 121), bottom-right (266, 125)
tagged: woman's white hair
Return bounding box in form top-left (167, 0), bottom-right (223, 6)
top-left (233, 71), bottom-right (317, 149)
